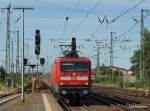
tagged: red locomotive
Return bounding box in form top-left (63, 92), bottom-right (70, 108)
top-left (47, 38), bottom-right (91, 104)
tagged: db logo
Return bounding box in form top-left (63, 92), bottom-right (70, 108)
top-left (71, 76), bottom-right (77, 80)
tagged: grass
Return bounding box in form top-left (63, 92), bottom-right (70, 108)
top-left (0, 78), bottom-right (21, 91)
top-left (93, 77), bottom-right (149, 90)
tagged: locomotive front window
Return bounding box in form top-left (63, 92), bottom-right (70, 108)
top-left (61, 62), bottom-right (88, 71)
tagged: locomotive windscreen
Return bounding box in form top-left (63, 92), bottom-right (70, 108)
top-left (61, 62), bottom-right (88, 71)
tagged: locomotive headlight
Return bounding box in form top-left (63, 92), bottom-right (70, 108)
top-left (83, 90), bottom-right (88, 94)
top-left (85, 82), bottom-right (89, 85)
top-left (61, 90), bottom-right (67, 95)
top-left (60, 82), bottom-right (64, 85)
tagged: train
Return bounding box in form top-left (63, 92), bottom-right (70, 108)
top-left (44, 38), bottom-right (92, 104)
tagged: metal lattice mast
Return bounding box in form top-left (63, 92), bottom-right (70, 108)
top-left (140, 9), bottom-right (144, 82)
top-left (110, 32), bottom-right (116, 80)
top-left (11, 41), bottom-right (14, 85)
top-left (11, 41), bottom-right (14, 73)
top-left (7, 4), bottom-right (11, 74)
top-left (110, 32), bottom-right (113, 67)
top-left (96, 41), bottom-right (100, 78)
top-left (3, 4), bottom-right (11, 74)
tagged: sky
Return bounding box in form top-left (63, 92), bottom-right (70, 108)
top-left (0, 0), bottom-right (150, 72)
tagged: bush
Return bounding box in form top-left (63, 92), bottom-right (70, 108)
top-left (123, 82), bottom-right (144, 89)
top-left (93, 76), bottom-right (149, 90)
top-left (94, 76), bottom-right (122, 85)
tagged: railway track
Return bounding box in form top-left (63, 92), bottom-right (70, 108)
top-left (0, 79), bottom-right (48, 98)
top-left (91, 93), bottom-right (135, 111)
top-left (92, 85), bottom-right (150, 110)
top-left (40, 80), bottom-right (149, 111)
top-left (59, 100), bottom-right (90, 111)
top-left (39, 80), bottom-right (149, 111)
top-left (0, 88), bottom-right (31, 99)
top-left (0, 91), bottom-right (19, 98)
top-left (92, 85), bottom-right (145, 97)
top-left (0, 81), bottom-right (33, 105)
top-left (0, 93), bottom-right (21, 105)
top-left (90, 94), bottom-right (123, 111)
top-left (59, 92), bottom-right (148, 111)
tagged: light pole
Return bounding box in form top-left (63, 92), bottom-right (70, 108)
top-left (13, 7), bottom-right (33, 102)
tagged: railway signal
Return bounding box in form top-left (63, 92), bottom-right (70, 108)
top-left (71, 38), bottom-right (76, 54)
top-left (35, 46), bottom-right (40, 55)
top-left (23, 58), bottom-right (27, 66)
top-left (70, 38), bottom-right (78, 58)
top-left (40, 58), bottom-right (45, 66)
top-left (35, 30), bottom-right (41, 55)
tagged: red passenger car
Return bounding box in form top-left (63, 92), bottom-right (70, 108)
top-left (48, 38), bottom-right (91, 103)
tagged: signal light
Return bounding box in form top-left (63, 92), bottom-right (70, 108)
top-left (36, 30), bottom-right (40, 35)
top-left (71, 37), bottom-right (76, 53)
top-left (35, 46), bottom-right (40, 55)
top-left (40, 58), bottom-right (45, 65)
top-left (35, 35), bottom-right (40, 46)
top-left (35, 29), bottom-right (41, 55)
top-left (24, 58), bottom-right (27, 65)
top-left (72, 37), bottom-right (76, 42)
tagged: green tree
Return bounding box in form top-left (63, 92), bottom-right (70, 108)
top-left (144, 30), bottom-right (150, 82)
top-left (0, 66), bottom-right (6, 81)
top-left (130, 50), bottom-right (140, 79)
top-left (131, 29), bottom-right (150, 87)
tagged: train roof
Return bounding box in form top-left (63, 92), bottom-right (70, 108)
top-left (56, 57), bottom-right (91, 62)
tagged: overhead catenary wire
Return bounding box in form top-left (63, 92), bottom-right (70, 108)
top-left (113, 46), bottom-right (139, 56)
top-left (61, 0), bottom-right (81, 38)
top-left (90, 0), bottom-right (146, 40)
top-left (89, 0), bottom-right (146, 46)
top-left (0, 0), bottom-right (147, 69)
top-left (111, 0), bottom-right (147, 23)
top-left (91, 15), bottom-right (106, 37)
top-left (91, 23), bottom-right (138, 52)
top-left (117, 22), bottom-right (139, 39)
top-left (61, 17), bottom-right (69, 38)
top-left (68, 0), bottom-right (103, 38)
top-left (68, 0), bottom-right (81, 16)
top-left (35, 0), bottom-right (87, 14)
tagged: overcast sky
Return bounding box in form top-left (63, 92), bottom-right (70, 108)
top-left (0, 0), bottom-right (150, 72)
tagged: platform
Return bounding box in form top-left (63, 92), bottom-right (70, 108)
top-left (0, 90), bottom-right (63, 111)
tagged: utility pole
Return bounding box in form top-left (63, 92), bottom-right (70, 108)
top-left (11, 41), bottom-right (14, 73)
top-left (14, 7), bottom-right (34, 103)
top-left (96, 41), bottom-right (100, 78)
top-left (11, 41), bottom-right (14, 86)
top-left (20, 49), bottom-right (22, 80)
top-left (110, 32), bottom-right (115, 80)
top-left (110, 32), bottom-right (114, 67)
top-left (7, 4), bottom-right (11, 75)
top-left (140, 9), bottom-right (144, 82)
